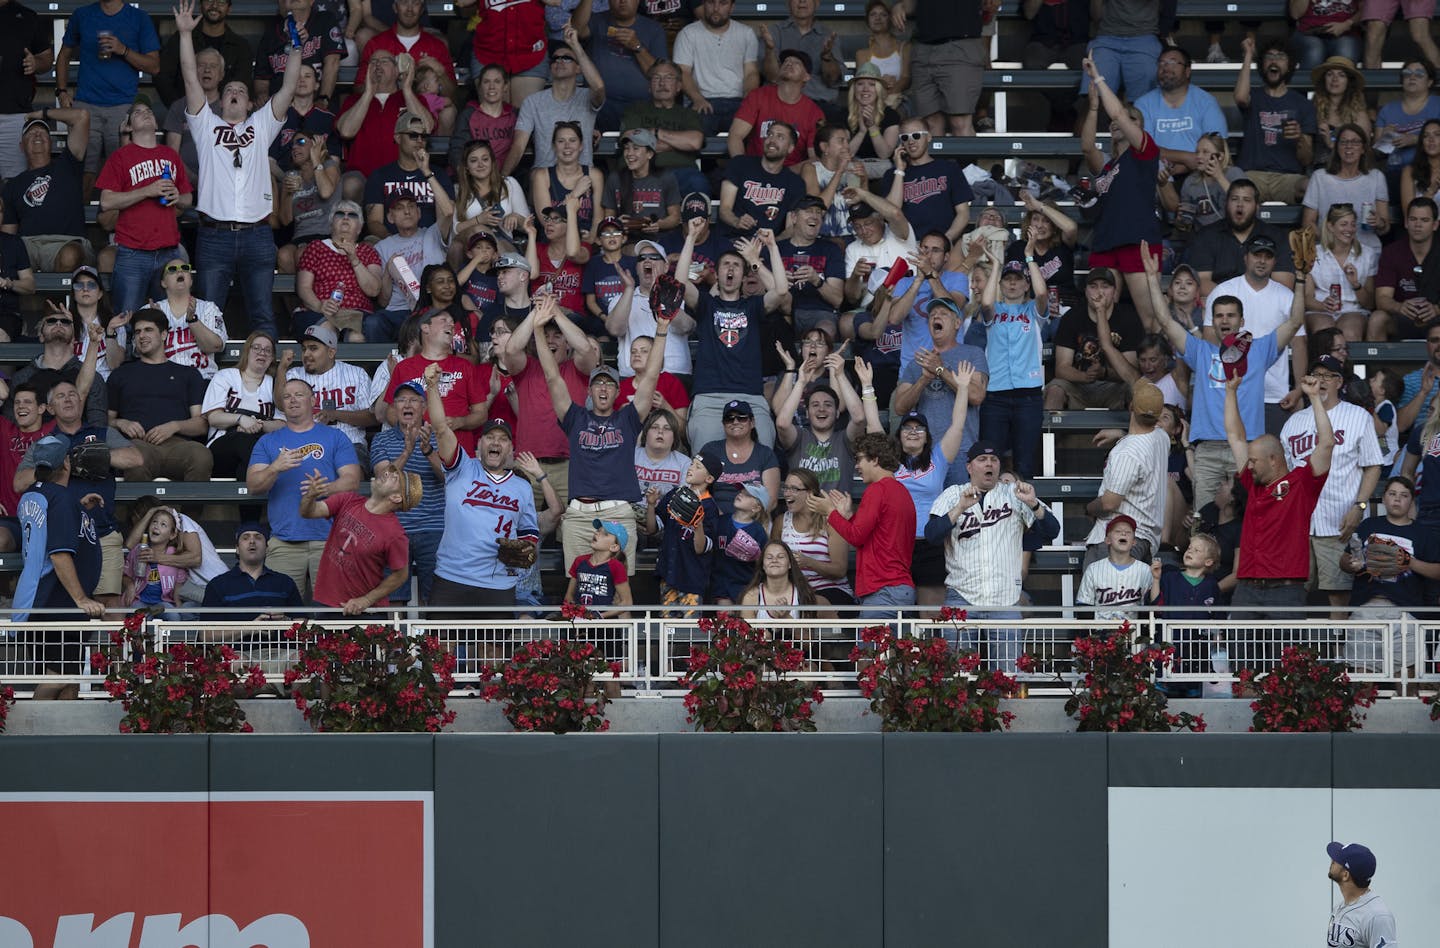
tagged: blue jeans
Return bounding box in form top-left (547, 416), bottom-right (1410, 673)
top-left (1292, 32), bottom-right (1362, 70)
top-left (978, 387), bottom-right (1043, 480)
top-left (860, 583), bottom-right (915, 622)
top-left (111, 245), bottom-right (182, 314)
top-left (701, 97), bottom-right (742, 137)
top-left (942, 590), bottom-right (1023, 671)
top-left (292, 309), bottom-right (326, 337)
top-left (364, 307), bottom-right (411, 343)
top-left (1080, 35), bottom-right (1162, 101)
top-left (389, 529), bottom-right (442, 605)
top-left (670, 167), bottom-right (710, 200)
top-left (195, 224), bottom-right (278, 337)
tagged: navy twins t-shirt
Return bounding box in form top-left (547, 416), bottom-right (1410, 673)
top-left (1089, 132), bottom-right (1163, 252)
top-left (569, 554), bottom-right (629, 607)
top-left (882, 158), bottom-right (973, 243)
top-left (582, 254), bottom-right (636, 316)
top-left (692, 293), bottom-right (771, 397)
top-left (777, 238), bottom-right (845, 311)
top-left (721, 156), bottom-right (805, 237)
top-left (562, 402), bottom-right (644, 503)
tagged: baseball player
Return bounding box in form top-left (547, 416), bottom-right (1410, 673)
top-left (1280, 354), bottom-right (1385, 614)
top-left (924, 441), bottom-right (1059, 668)
top-left (423, 363), bottom-right (538, 617)
top-left (1326, 841), bottom-right (1397, 948)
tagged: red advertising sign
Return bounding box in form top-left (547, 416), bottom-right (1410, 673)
top-left (0, 792), bottom-right (432, 948)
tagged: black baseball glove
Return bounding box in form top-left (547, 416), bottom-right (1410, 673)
top-left (68, 441), bottom-right (113, 480)
top-left (666, 486), bottom-right (705, 528)
top-left (650, 273), bottom-right (686, 322)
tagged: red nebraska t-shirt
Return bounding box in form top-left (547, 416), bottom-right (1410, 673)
top-left (387, 354), bottom-right (489, 453)
top-left (1237, 462), bottom-right (1328, 579)
top-left (312, 492), bottom-right (410, 608)
top-left (95, 143), bottom-right (192, 250)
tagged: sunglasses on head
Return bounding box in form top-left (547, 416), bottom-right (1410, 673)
top-left (164, 263), bottom-right (194, 274)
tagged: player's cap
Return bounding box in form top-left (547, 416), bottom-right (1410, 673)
top-left (722, 399), bottom-right (754, 419)
top-left (697, 446), bottom-right (725, 479)
top-left (592, 518), bottom-right (629, 551)
top-left (1130, 380), bottom-right (1165, 418)
top-left (384, 189), bottom-right (420, 211)
top-left (1243, 233), bottom-right (1278, 256)
top-left (621, 128), bottom-right (658, 151)
top-left (495, 253), bottom-right (531, 274)
top-left (897, 409), bottom-right (930, 431)
top-left (967, 441), bottom-right (1000, 462)
top-left (302, 323), bottom-right (339, 349)
top-left (1309, 354), bottom-right (1348, 376)
top-left (1085, 267), bottom-right (1117, 286)
top-left (393, 109), bottom-right (428, 136)
top-left (1326, 841), bottom-right (1376, 885)
top-left (681, 193), bottom-right (710, 221)
top-left (598, 216), bottom-right (626, 234)
top-left (235, 521), bottom-right (271, 541)
top-left (392, 379), bottom-right (427, 400)
top-left (742, 482), bottom-right (772, 510)
top-left (481, 418), bottom-right (513, 440)
top-left (589, 364), bottom-right (621, 385)
top-left (32, 433), bottom-right (72, 471)
top-left (634, 239), bottom-right (667, 261)
top-left (1106, 514), bottom-right (1138, 536)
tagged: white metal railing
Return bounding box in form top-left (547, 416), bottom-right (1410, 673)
top-left (3, 610), bottom-right (1438, 697)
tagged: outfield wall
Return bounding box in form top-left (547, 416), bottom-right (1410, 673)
top-left (0, 734), bottom-right (1437, 947)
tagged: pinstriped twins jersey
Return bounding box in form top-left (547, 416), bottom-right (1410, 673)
top-left (1280, 401), bottom-right (1385, 536)
top-left (1328, 890), bottom-right (1397, 947)
top-left (434, 452), bottom-right (538, 591)
top-left (929, 482), bottom-right (1039, 607)
top-left (288, 361), bottom-right (373, 447)
top-left (1082, 427), bottom-right (1170, 549)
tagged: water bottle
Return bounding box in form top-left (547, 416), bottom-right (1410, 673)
top-left (330, 285), bottom-right (345, 307)
top-left (1210, 635), bottom-right (1230, 675)
top-left (158, 166), bottom-right (173, 207)
top-left (286, 13), bottom-right (302, 49)
top-left (635, 661), bottom-right (649, 692)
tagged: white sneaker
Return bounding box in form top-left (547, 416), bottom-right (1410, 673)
top-left (1205, 43), bottom-right (1228, 64)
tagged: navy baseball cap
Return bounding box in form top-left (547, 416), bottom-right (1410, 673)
top-left (481, 418), bottom-right (513, 439)
top-left (722, 399), bottom-right (754, 419)
top-left (967, 441), bottom-right (1000, 462)
top-left (235, 521), bottom-right (271, 541)
top-left (697, 446), bottom-right (725, 479)
top-left (1309, 354), bottom-right (1348, 376)
top-left (897, 410), bottom-right (930, 430)
top-left (1244, 233), bottom-right (1278, 255)
top-left (1327, 842), bottom-right (1376, 884)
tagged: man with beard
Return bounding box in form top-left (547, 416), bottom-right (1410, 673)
top-left (580, 0), bottom-right (668, 131)
top-left (1325, 842), bottom-right (1397, 948)
top-left (370, 381), bottom-right (446, 603)
top-left (720, 120), bottom-right (806, 238)
top-left (534, 293), bottom-right (669, 568)
top-left (155, 0), bottom-right (253, 107)
top-left (605, 237), bottom-right (696, 382)
top-left (1184, 179), bottom-right (1296, 294)
top-left (1234, 38), bottom-right (1316, 204)
top-left (1133, 46), bottom-right (1227, 175)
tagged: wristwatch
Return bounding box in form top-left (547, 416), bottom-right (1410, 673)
top-left (186, 314), bottom-right (199, 324)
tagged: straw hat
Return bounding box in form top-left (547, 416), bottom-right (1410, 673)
top-left (1310, 56), bottom-right (1364, 92)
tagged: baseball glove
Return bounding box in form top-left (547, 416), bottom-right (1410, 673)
top-left (650, 273), bottom-right (686, 322)
top-left (666, 485), bottom-right (705, 528)
top-left (1289, 227), bottom-right (1316, 276)
top-left (68, 441), bottom-right (113, 480)
top-left (496, 537), bottom-right (537, 570)
top-left (1362, 536), bottom-right (1411, 579)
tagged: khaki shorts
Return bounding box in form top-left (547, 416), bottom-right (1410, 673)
top-left (22, 234), bottom-right (97, 272)
top-left (1244, 171), bottom-right (1308, 205)
top-left (1310, 534), bottom-right (1352, 592)
top-left (265, 538), bottom-right (326, 602)
top-left (1046, 377), bottom-right (1130, 409)
top-left (94, 530), bottom-right (124, 597)
top-left (911, 38), bottom-right (986, 117)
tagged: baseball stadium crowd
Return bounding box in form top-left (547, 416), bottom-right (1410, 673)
top-left (2, 0), bottom-right (1440, 688)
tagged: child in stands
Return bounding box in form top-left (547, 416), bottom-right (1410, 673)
top-left (565, 519), bottom-right (632, 617)
top-left (713, 483), bottom-right (771, 605)
top-left (122, 507), bottom-right (189, 614)
top-left (1076, 515), bottom-right (1150, 624)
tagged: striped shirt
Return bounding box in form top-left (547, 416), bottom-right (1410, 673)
top-left (780, 510), bottom-right (853, 598)
top-left (1082, 428), bottom-right (1170, 549)
top-left (1281, 400), bottom-right (1384, 536)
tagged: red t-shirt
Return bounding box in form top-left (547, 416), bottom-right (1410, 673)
top-left (337, 92), bottom-right (430, 178)
top-left (734, 86), bottom-right (825, 168)
top-left (95, 143), bottom-right (193, 250)
top-left (0, 418), bottom-right (54, 514)
top-left (471, 0), bottom-right (546, 76)
top-left (298, 240), bottom-right (383, 313)
top-left (533, 249), bottom-right (586, 316)
top-left (312, 492), bottom-right (410, 608)
top-left (388, 353), bottom-right (487, 452)
top-left (1237, 462), bottom-right (1328, 579)
top-left (617, 372), bottom-right (690, 414)
top-left (827, 475), bottom-right (916, 598)
top-left (511, 356), bottom-right (587, 458)
top-left (356, 29), bottom-right (455, 79)
top-left (464, 103), bottom-right (518, 170)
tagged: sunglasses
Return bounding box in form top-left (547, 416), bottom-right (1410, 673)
top-left (551, 54), bottom-right (576, 64)
top-left (164, 263), bottom-right (194, 274)
top-left (232, 149), bottom-right (243, 169)
top-left (333, 210), bottom-right (361, 219)
top-left (898, 131), bottom-right (927, 143)
top-left (72, 279), bottom-right (99, 290)
top-left (401, 131), bottom-right (426, 140)
top-left (294, 136), bottom-right (308, 147)
top-left (43, 316), bottom-right (73, 326)
top-left (639, 253), bottom-right (665, 261)
top-left (1401, 68), bottom-right (1429, 77)
top-left (723, 413), bottom-right (750, 422)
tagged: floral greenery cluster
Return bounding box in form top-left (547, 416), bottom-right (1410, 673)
top-left (1061, 623), bottom-right (1205, 733)
top-left (682, 612), bottom-right (822, 732)
top-left (480, 612), bottom-right (622, 733)
top-left (285, 621), bottom-right (457, 732)
top-left (1236, 646), bottom-right (1376, 732)
top-left (0, 684), bottom-right (14, 733)
top-left (92, 611), bottom-right (265, 734)
top-left (854, 609), bottom-right (1024, 732)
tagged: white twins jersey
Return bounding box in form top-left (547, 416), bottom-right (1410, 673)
top-left (1280, 401), bottom-right (1384, 536)
top-left (1328, 890), bottom-right (1397, 947)
top-left (1082, 427), bottom-right (1170, 549)
top-left (929, 481), bottom-right (1039, 607)
top-left (288, 361), bottom-right (373, 446)
top-left (1204, 275), bottom-right (1302, 403)
top-left (1076, 557), bottom-right (1150, 623)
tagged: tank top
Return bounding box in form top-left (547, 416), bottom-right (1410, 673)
top-left (867, 49), bottom-right (902, 81)
top-left (756, 584), bottom-right (800, 621)
top-left (812, 162), bottom-right (857, 238)
top-left (781, 511), bottom-right (854, 596)
top-left (547, 164), bottom-right (596, 235)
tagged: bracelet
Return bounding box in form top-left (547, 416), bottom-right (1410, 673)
top-left (893, 169), bottom-right (905, 177)
top-left (537, 472), bottom-right (548, 480)
top-left (861, 387), bottom-right (876, 396)
top-left (1025, 256), bottom-right (1035, 263)
top-left (861, 395), bottom-right (877, 402)
top-left (785, 369), bottom-right (797, 376)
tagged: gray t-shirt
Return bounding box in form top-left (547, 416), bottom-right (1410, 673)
top-left (163, 97), bottom-right (223, 183)
top-left (788, 425), bottom-right (856, 496)
top-left (1097, 0), bottom-right (1158, 37)
top-left (516, 85), bottom-right (600, 169)
top-left (375, 224), bottom-right (447, 310)
top-left (1301, 168), bottom-right (1390, 253)
top-left (673, 19), bottom-right (760, 100)
top-left (770, 20), bottom-right (838, 103)
top-left (898, 342), bottom-right (989, 477)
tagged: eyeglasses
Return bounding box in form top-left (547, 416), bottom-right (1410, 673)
top-left (164, 263), bottom-right (194, 274)
top-left (72, 280), bottom-right (99, 290)
top-left (401, 131), bottom-right (426, 141)
top-left (591, 377), bottom-right (618, 388)
top-left (232, 149), bottom-right (242, 169)
top-left (333, 210), bottom-right (361, 219)
top-left (1312, 372), bottom-right (1343, 381)
top-left (1401, 68), bottom-right (1429, 77)
top-left (898, 131), bottom-right (926, 143)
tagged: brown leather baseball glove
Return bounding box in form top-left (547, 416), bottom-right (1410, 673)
top-left (1289, 228), bottom-right (1316, 276)
top-left (496, 537), bottom-right (537, 570)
